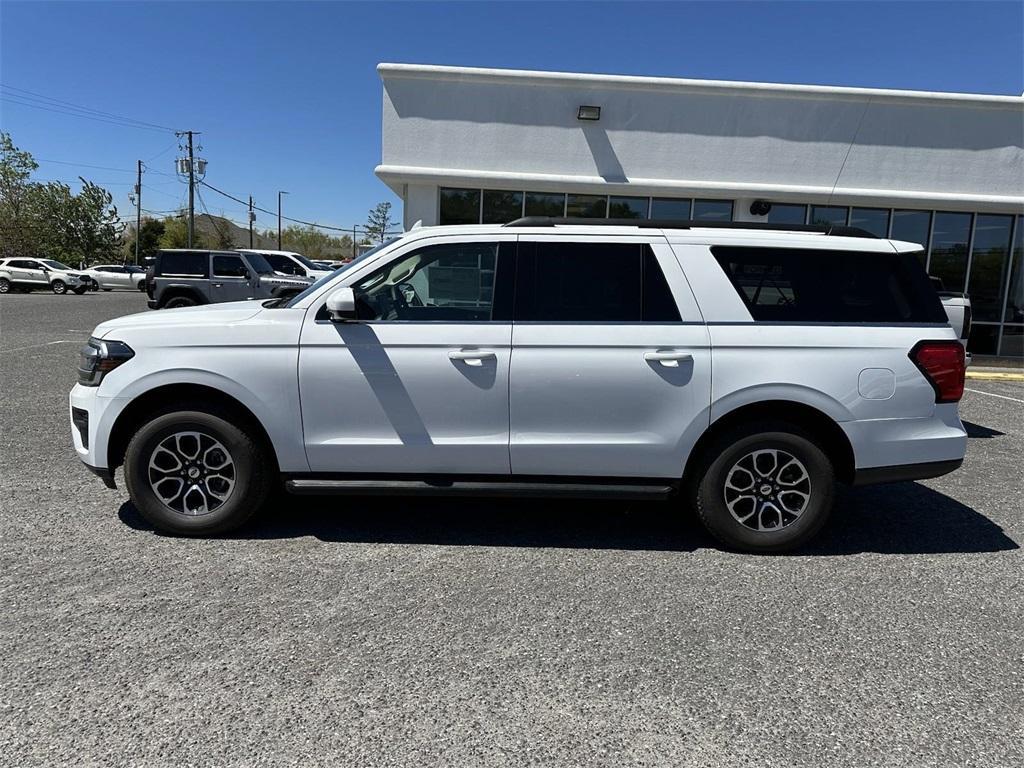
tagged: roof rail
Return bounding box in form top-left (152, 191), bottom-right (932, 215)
top-left (502, 216), bottom-right (878, 239)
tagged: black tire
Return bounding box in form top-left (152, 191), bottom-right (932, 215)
top-left (162, 295), bottom-right (198, 309)
top-left (51, 280), bottom-right (67, 295)
top-left (90, 279), bottom-right (99, 291)
top-left (0, 278), bottom-right (9, 294)
top-left (692, 421), bottom-right (835, 553)
top-left (137, 281), bottom-right (147, 292)
top-left (73, 286), bottom-right (88, 295)
top-left (124, 408), bottom-right (273, 536)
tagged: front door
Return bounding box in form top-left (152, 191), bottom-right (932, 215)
top-left (210, 254), bottom-right (252, 303)
top-left (509, 237), bottom-right (712, 479)
top-left (298, 237), bottom-right (515, 474)
top-left (22, 260), bottom-right (49, 286)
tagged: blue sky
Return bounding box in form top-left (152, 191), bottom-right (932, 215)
top-left (2, 1), bottom-right (1021, 234)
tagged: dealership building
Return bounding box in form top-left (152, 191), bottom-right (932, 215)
top-left (376, 63), bottom-right (1024, 356)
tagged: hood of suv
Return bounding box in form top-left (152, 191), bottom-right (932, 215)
top-left (91, 300), bottom-right (266, 340)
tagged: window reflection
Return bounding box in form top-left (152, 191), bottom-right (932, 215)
top-left (693, 199), bottom-right (733, 221)
top-left (967, 215), bottom-right (1013, 321)
top-left (810, 206), bottom-right (848, 226)
top-left (608, 196), bottom-right (648, 219)
top-left (766, 204), bottom-right (807, 225)
top-left (524, 192), bottom-right (565, 217)
top-left (439, 188), bottom-right (480, 225)
top-left (930, 212), bottom-right (973, 293)
top-left (566, 194), bottom-right (607, 218)
top-left (1004, 218), bottom-right (1023, 325)
top-left (651, 198), bottom-right (691, 219)
top-left (481, 190), bottom-right (523, 224)
top-left (891, 210), bottom-right (932, 262)
top-left (850, 208), bottom-right (890, 237)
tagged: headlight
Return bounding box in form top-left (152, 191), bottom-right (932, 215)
top-left (78, 338), bottom-right (134, 386)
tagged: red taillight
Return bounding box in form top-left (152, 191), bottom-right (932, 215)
top-left (910, 341), bottom-right (966, 403)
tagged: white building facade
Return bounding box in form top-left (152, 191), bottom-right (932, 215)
top-left (376, 63), bottom-right (1024, 356)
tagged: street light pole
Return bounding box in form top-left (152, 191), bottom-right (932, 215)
top-left (277, 191), bottom-right (288, 250)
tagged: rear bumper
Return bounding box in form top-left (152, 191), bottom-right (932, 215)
top-left (852, 458), bottom-right (963, 486)
top-left (841, 403), bottom-right (967, 474)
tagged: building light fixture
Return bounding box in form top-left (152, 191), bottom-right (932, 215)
top-left (577, 105), bottom-right (601, 121)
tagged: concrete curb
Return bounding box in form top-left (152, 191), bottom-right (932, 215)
top-left (966, 371), bottom-right (1024, 381)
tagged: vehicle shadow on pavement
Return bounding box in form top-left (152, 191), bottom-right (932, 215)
top-left (117, 481), bottom-right (1018, 556)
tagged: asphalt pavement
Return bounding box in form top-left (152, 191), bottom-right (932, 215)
top-left (1, 290), bottom-right (1022, 767)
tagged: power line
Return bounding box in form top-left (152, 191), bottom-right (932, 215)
top-left (0, 84), bottom-right (177, 132)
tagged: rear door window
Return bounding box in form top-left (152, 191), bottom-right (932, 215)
top-left (514, 242), bottom-right (681, 322)
top-left (158, 251), bottom-right (209, 277)
top-left (712, 246), bottom-right (947, 323)
top-left (213, 255), bottom-right (248, 278)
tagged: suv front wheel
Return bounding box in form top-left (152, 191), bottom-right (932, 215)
top-left (124, 408), bottom-right (272, 535)
top-left (693, 422), bottom-right (835, 553)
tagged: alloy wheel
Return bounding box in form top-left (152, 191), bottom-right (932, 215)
top-left (723, 448), bottom-right (811, 531)
top-left (147, 431), bottom-right (236, 516)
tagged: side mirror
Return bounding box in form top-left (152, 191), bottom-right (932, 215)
top-left (326, 287), bottom-right (358, 322)
top-left (242, 268), bottom-right (252, 280)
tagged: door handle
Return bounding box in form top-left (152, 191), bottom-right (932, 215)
top-left (643, 350), bottom-right (693, 367)
top-left (213, 282), bottom-right (223, 288)
top-left (448, 349), bottom-right (496, 367)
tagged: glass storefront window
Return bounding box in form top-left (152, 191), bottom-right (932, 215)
top-left (850, 208), bottom-right (890, 237)
top-left (809, 206), bottom-right (848, 226)
top-left (650, 198), bottom-right (691, 219)
top-left (481, 190), bottom-right (523, 224)
top-left (966, 215), bottom-right (1014, 321)
top-left (1004, 218), bottom-right (1023, 324)
top-left (693, 199), bottom-right (733, 221)
top-left (999, 324), bottom-right (1023, 357)
top-left (891, 210), bottom-right (932, 265)
top-left (524, 192), bottom-right (565, 217)
top-left (968, 324), bottom-right (1000, 356)
top-left (930, 212), bottom-right (973, 293)
top-left (766, 204), bottom-right (807, 225)
top-left (439, 188), bottom-right (480, 225)
top-left (566, 194), bottom-right (607, 218)
top-left (608, 196), bottom-right (648, 219)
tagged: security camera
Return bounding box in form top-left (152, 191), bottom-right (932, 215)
top-left (750, 200), bottom-right (772, 216)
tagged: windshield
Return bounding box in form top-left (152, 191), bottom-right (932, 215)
top-left (290, 252), bottom-right (320, 270)
top-left (42, 260), bottom-right (73, 271)
top-left (284, 238), bottom-right (400, 308)
top-left (243, 252), bottom-right (275, 275)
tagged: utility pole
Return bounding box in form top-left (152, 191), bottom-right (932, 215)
top-left (186, 131), bottom-right (195, 248)
top-left (277, 191), bottom-right (288, 250)
top-left (248, 195), bottom-right (254, 248)
top-left (352, 225), bottom-right (357, 260)
top-left (134, 160), bottom-right (142, 265)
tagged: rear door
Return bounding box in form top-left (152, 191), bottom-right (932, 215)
top-left (509, 236), bottom-right (712, 479)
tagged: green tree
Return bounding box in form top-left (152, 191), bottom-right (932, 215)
top-left (124, 217), bottom-right (165, 263)
top-left (365, 201), bottom-right (394, 243)
top-left (0, 131), bottom-right (40, 257)
top-left (159, 212), bottom-right (205, 249)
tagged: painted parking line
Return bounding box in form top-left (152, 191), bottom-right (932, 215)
top-left (0, 340), bottom-right (78, 354)
top-left (964, 387), bottom-right (1024, 404)
top-left (965, 371), bottom-right (1024, 382)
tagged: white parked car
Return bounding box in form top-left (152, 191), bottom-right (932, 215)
top-left (0, 257), bottom-right (92, 294)
top-left (70, 219), bottom-right (968, 552)
top-left (237, 249), bottom-right (332, 281)
top-left (81, 264), bottom-right (148, 292)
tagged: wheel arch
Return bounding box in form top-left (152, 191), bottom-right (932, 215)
top-left (157, 285), bottom-right (207, 307)
top-left (107, 382), bottom-right (279, 474)
top-left (683, 399), bottom-right (856, 486)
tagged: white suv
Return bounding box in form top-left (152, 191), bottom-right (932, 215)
top-left (238, 249), bottom-right (332, 281)
top-left (69, 219), bottom-right (967, 552)
top-left (0, 258), bottom-right (92, 294)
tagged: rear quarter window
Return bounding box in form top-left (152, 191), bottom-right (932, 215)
top-left (156, 251), bottom-right (209, 278)
top-left (712, 246), bottom-right (947, 324)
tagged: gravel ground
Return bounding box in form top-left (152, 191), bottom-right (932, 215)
top-left (1, 291), bottom-right (1022, 767)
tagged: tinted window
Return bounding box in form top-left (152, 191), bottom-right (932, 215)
top-left (157, 251), bottom-right (208, 277)
top-left (213, 255), bottom-right (247, 278)
top-left (693, 200), bottom-right (733, 221)
top-left (515, 242), bottom-right (680, 322)
top-left (566, 194), bottom-right (607, 218)
top-left (264, 254), bottom-right (302, 275)
top-left (353, 241), bottom-right (502, 322)
top-left (891, 210), bottom-right (931, 266)
top-left (650, 198), bottom-right (691, 219)
top-left (439, 188), bottom-right (480, 225)
top-left (243, 252), bottom-right (274, 275)
top-left (930, 212), bottom-right (972, 293)
top-left (8, 260), bottom-right (36, 268)
top-left (524, 192), bottom-right (565, 217)
top-left (849, 208), bottom-right (890, 237)
top-left (482, 190), bottom-right (523, 224)
top-left (608, 196), bottom-right (648, 219)
top-left (712, 246), bottom-right (947, 324)
top-left (1004, 216), bottom-right (1023, 324)
top-left (967, 215), bottom-right (1013, 322)
top-left (809, 206), bottom-right (848, 226)
top-left (766, 204), bottom-right (807, 225)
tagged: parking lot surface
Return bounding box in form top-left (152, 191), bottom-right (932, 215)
top-left (2, 291), bottom-right (1022, 767)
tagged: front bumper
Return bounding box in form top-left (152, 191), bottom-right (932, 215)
top-left (69, 384), bottom-right (128, 484)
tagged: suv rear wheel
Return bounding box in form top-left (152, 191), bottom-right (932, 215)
top-left (124, 408), bottom-right (272, 535)
top-left (163, 295), bottom-right (198, 309)
top-left (693, 421), bottom-right (835, 553)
